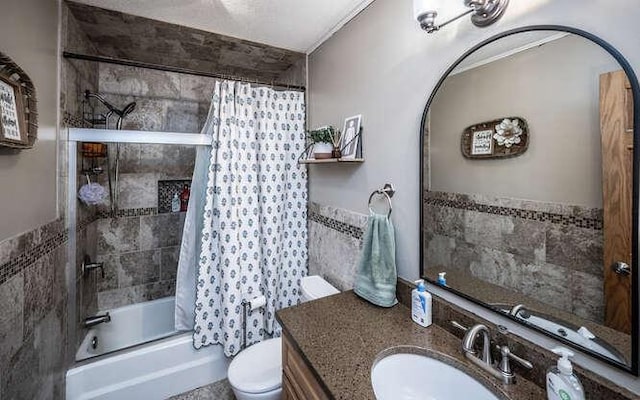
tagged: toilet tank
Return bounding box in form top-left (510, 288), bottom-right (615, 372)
top-left (300, 275), bottom-right (339, 303)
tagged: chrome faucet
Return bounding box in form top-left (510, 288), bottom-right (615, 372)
top-left (509, 304), bottom-right (530, 319)
top-left (452, 321), bottom-right (533, 384)
top-left (82, 255), bottom-right (105, 278)
top-left (84, 312), bottom-right (111, 328)
top-left (462, 323), bottom-right (492, 363)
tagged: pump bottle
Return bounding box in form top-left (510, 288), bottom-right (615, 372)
top-left (411, 280), bottom-right (432, 327)
top-left (546, 347), bottom-right (584, 400)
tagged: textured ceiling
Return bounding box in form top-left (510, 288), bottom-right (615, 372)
top-left (66, 2), bottom-right (307, 84)
top-left (68, 0), bottom-right (374, 53)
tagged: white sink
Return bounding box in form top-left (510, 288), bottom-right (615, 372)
top-left (371, 353), bottom-right (500, 400)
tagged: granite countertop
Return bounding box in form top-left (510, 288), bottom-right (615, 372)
top-left (276, 291), bottom-right (545, 400)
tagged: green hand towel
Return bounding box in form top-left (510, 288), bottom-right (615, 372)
top-left (354, 213), bottom-right (398, 307)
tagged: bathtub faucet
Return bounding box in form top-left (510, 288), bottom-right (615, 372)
top-left (84, 312), bottom-right (111, 328)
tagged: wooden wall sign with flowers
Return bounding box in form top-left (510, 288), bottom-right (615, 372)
top-left (0, 51), bottom-right (37, 149)
top-left (460, 117), bottom-right (529, 159)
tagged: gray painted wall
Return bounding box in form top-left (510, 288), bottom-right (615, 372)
top-left (0, 0), bottom-right (60, 241)
top-left (307, 0), bottom-right (640, 286)
top-left (430, 34), bottom-right (618, 208)
top-left (308, 0), bottom-right (640, 390)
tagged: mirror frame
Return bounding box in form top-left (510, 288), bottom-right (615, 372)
top-left (419, 25), bottom-right (640, 375)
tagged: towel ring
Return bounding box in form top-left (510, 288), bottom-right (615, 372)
top-left (368, 190), bottom-right (393, 218)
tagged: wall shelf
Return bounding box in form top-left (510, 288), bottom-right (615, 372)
top-left (299, 158), bottom-right (364, 164)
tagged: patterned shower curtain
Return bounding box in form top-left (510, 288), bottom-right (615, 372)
top-left (193, 80), bottom-right (308, 356)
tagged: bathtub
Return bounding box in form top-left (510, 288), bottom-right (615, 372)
top-left (76, 296), bottom-right (179, 361)
top-left (66, 297), bottom-right (230, 400)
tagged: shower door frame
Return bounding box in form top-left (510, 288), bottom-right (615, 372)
top-left (66, 128), bottom-right (210, 360)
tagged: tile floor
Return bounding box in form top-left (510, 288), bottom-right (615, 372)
top-left (169, 379), bottom-right (236, 400)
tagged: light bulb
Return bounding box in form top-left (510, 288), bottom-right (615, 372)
top-left (413, 0), bottom-right (433, 20)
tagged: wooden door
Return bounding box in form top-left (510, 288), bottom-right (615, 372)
top-left (600, 70), bottom-right (634, 334)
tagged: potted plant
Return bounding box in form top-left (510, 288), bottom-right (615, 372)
top-left (308, 126), bottom-right (338, 159)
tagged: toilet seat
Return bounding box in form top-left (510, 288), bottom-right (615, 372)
top-left (228, 337), bottom-right (282, 394)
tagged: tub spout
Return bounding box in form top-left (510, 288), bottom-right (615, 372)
top-left (84, 312), bottom-right (111, 328)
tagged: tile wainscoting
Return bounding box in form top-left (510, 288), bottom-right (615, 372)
top-left (423, 190), bottom-right (605, 323)
top-left (0, 219), bottom-right (68, 399)
top-left (308, 202), bottom-right (368, 291)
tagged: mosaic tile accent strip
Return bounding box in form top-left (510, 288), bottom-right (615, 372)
top-left (97, 207), bottom-right (158, 219)
top-left (158, 180), bottom-right (191, 214)
top-left (424, 192), bottom-right (603, 230)
top-left (0, 219), bottom-right (68, 285)
top-left (308, 210), bottom-right (364, 240)
top-left (63, 111), bottom-right (92, 128)
top-left (78, 210), bottom-right (100, 232)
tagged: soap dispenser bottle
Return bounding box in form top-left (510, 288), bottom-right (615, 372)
top-left (437, 272), bottom-right (447, 286)
top-left (546, 347), bottom-right (584, 400)
top-left (171, 193), bottom-right (180, 213)
top-left (411, 280), bottom-right (432, 327)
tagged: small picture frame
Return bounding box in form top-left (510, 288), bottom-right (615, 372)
top-left (340, 114), bottom-right (361, 159)
top-left (0, 74), bottom-right (27, 146)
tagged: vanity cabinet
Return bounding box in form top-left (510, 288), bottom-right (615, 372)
top-left (282, 332), bottom-right (329, 400)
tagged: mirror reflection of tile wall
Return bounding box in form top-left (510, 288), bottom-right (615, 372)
top-left (422, 31), bottom-right (634, 367)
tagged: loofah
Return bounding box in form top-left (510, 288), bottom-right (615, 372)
top-left (78, 182), bottom-right (107, 205)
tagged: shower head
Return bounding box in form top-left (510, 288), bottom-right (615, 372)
top-left (121, 102), bottom-right (136, 117)
top-left (85, 90), bottom-right (119, 114)
top-left (85, 91), bottom-right (137, 130)
top-left (115, 102), bottom-right (136, 130)
top-left (85, 91), bottom-right (136, 118)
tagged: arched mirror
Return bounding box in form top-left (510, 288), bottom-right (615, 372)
top-left (420, 26), bottom-right (639, 374)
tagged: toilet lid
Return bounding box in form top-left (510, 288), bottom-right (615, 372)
top-left (301, 275), bottom-right (339, 299)
top-left (228, 337), bottom-right (282, 394)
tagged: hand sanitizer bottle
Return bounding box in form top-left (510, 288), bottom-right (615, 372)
top-left (411, 280), bottom-right (432, 327)
top-left (546, 347), bottom-right (584, 400)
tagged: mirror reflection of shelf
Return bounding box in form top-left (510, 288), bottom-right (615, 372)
top-left (298, 158), bottom-right (364, 164)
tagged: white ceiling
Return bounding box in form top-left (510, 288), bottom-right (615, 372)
top-left (70, 0), bottom-right (374, 53)
top-left (451, 31), bottom-right (570, 75)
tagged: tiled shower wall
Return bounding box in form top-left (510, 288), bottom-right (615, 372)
top-left (90, 64), bottom-right (202, 309)
top-left (95, 212), bottom-right (185, 309)
top-left (422, 190), bottom-right (605, 323)
top-left (96, 63), bottom-right (214, 133)
top-left (308, 202), bottom-right (368, 291)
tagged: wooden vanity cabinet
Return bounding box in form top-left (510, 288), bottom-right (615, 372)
top-left (282, 332), bottom-right (330, 400)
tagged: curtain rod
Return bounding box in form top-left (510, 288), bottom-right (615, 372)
top-left (63, 52), bottom-right (306, 92)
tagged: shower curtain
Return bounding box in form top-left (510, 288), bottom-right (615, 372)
top-left (178, 80), bottom-right (308, 356)
top-left (175, 88), bottom-right (225, 331)
top-left (174, 150), bottom-right (212, 331)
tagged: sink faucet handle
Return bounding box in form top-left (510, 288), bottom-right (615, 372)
top-left (497, 345), bottom-right (533, 375)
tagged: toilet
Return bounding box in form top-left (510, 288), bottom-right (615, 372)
top-left (227, 275), bottom-right (339, 400)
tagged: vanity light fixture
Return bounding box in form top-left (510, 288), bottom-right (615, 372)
top-left (413, 0), bottom-right (509, 33)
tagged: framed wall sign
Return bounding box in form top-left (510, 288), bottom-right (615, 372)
top-left (0, 74), bottom-right (27, 146)
top-left (470, 130), bottom-right (494, 155)
top-left (461, 117), bottom-right (529, 159)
